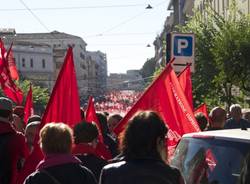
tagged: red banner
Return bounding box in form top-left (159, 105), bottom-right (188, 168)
top-left (114, 62), bottom-right (200, 154)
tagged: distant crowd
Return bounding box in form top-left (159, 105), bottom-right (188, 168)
top-left (94, 91), bottom-right (141, 115)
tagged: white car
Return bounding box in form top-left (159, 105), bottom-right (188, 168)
top-left (171, 129), bottom-right (250, 184)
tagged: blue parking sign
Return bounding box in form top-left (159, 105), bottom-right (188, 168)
top-left (173, 35), bottom-right (193, 57)
top-left (168, 33), bottom-right (195, 72)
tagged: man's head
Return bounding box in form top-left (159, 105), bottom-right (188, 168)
top-left (13, 114), bottom-right (25, 133)
top-left (73, 121), bottom-right (99, 147)
top-left (108, 114), bottom-right (123, 133)
top-left (230, 104), bottom-right (242, 121)
top-left (209, 107), bottom-right (227, 128)
top-left (0, 97), bottom-right (13, 120)
top-left (40, 123), bottom-right (73, 155)
top-left (120, 111), bottom-right (168, 161)
top-left (13, 106), bottom-right (24, 120)
top-left (25, 121), bottom-right (40, 149)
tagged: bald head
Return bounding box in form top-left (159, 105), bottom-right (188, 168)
top-left (209, 107), bottom-right (227, 128)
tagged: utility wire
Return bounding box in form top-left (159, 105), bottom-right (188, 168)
top-left (19, 0), bottom-right (50, 32)
top-left (19, 0), bottom-right (65, 45)
top-left (0, 4), bottom-right (145, 11)
top-left (86, 32), bottom-right (155, 38)
top-left (88, 0), bottom-right (166, 37)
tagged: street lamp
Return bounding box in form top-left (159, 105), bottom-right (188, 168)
top-left (146, 4), bottom-right (153, 9)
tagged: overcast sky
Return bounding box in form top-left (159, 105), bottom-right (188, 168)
top-left (0, 0), bottom-right (170, 74)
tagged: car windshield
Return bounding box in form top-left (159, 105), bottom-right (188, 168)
top-left (171, 137), bottom-right (250, 184)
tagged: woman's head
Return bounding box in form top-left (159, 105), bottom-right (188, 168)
top-left (40, 123), bottom-right (73, 155)
top-left (120, 111), bottom-right (168, 160)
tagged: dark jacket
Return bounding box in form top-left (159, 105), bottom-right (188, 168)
top-left (73, 144), bottom-right (107, 180)
top-left (0, 120), bottom-right (28, 184)
top-left (224, 118), bottom-right (250, 130)
top-left (100, 158), bottom-right (184, 184)
top-left (24, 154), bottom-right (97, 184)
top-left (77, 154), bottom-right (107, 180)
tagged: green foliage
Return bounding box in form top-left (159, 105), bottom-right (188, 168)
top-left (18, 80), bottom-right (49, 107)
top-left (178, 1), bottom-right (250, 109)
top-left (140, 58), bottom-right (157, 78)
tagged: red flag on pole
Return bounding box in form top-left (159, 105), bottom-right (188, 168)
top-left (194, 103), bottom-right (209, 121)
top-left (17, 47), bottom-right (82, 184)
top-left (40, 47), bottom-right (81, 128)
top-left (178, 64), bottom-right (194, 110)
top-left (0, 40), bottom-right (23, 104)
top-left (114, 62), bottom-right (200, 153)
top-left (7, 45), bottom-right (19, 80)
top-left (85, 96), bottom-right (112, 160)
top-left (24, 84), bottom-right (34, 125)
top-left (85, 96), bottom-right (104, 143)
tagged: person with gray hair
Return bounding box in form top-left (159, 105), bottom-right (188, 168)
top-left (224, 104), bottom-right (250, 130)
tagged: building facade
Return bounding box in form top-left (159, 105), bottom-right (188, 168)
top-left (107, 70), bottom-right (143, 91)
top-left (195, 0), bottom-right (250, 15)
top-left (154, 0), bottom-right (194, 71)
top-left (0, 29), bottom-right (108, 102)
top-left (86, 51), bottom-right (108, 97)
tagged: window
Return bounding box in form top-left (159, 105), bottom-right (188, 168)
top-left (30, 58), bottom-right (33, 68)
top-left (42, 59), bottom-right (46, 68)
top-left (22, 58), bottom-right (25, 67)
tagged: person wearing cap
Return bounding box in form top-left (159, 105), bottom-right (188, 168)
top-left (27, 114), bottom-right (42, 125)
top-left (0, 97), bottom-right (28, 184)
top-left (73, 121), bottom-right (108, 181)
top-left (25, 121), bottom-right (41, 152)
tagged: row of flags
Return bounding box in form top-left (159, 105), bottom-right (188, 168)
top-left (0, 39), bottom-right (34, 126)
top-left (0, 40), bottom-right (209, 183)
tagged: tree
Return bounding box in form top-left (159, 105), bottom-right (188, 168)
top-left (179, 1), bottom-right (250, 109)
top-left (19, 80), bottom-right (49, 108)
top-left (140, 57), bottom-right (157, 87)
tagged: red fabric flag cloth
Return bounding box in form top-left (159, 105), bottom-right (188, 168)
top-left (40, 46), bottom-right (81, 128)
top-left (85, 96), bottom-right (104, 143)
top-left (178, 64), bottom-right (194, 110)
top-left (24, 84), bottom-right (34, 124)
top-left (7, 45), bottom-right (19, 80)
top-left (194, 103), bottom-right (209, 121)
top-left (0, 40), bottom-right (23, 104)
top-left (114, 63), bottom-right (200, 155)
top-left (85, 96), bottom-right (112, 160)
top-left (16, 47), bottom-right (82, 184)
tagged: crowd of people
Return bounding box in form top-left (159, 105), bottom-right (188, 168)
top-left (1, 95), bottom-right (250, 184)
top-left (94, 91), bottom-right (141, 115)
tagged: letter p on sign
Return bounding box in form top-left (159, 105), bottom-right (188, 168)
top-left (177, 39), bottom-right (188, 54)
top-left (173, 35), bottom-right (193, 57)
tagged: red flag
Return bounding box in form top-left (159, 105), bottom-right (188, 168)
top-left (7, 44), bottom-right (19, 80)
top-left (85, 96), bottom-right (112, 160)
top-left (40, 47), bottom-right (81, 128)
top-left (24, 84), bottom-right (34, 124)
top-left (178, 64), bottom-right (194, 110)
top-left (17, 47), bottom-right (82, 184)
top-left (194, 103), bottom-right (209, 121)
top-left (85, 96), bottom-right (104, 143)
top-left (114, 62), bottom-right (200, 153)
top-left (0, 40), bottom-right (23, 104)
